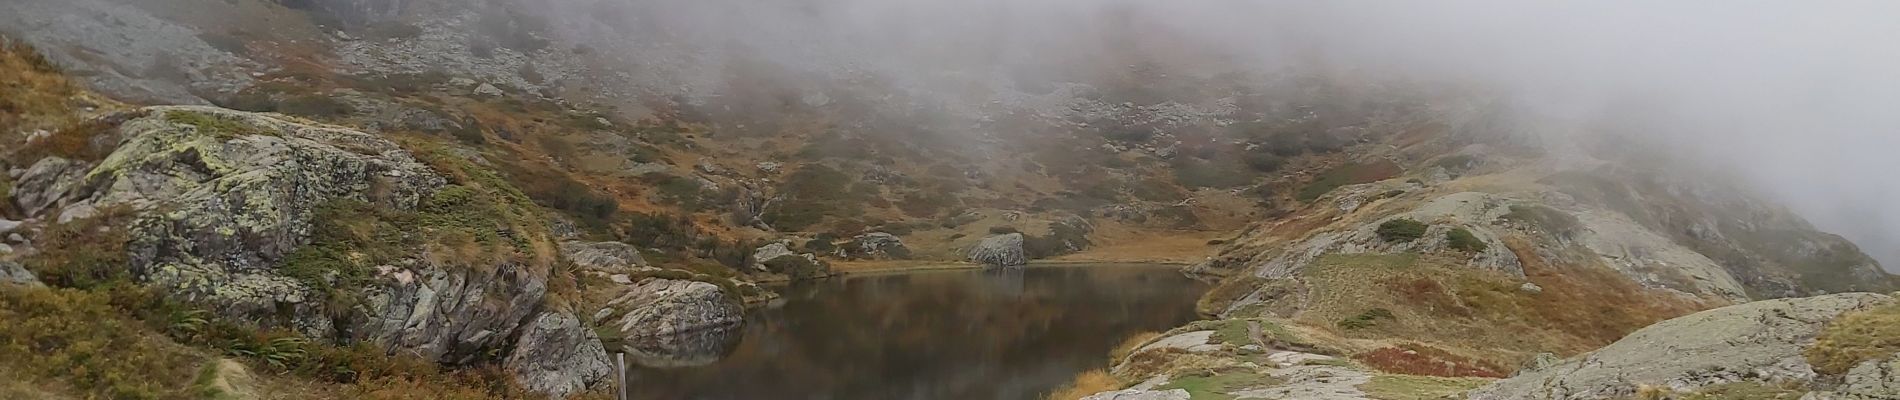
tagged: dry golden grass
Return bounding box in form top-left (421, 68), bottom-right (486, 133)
top-left (1042, 369), bottom-right (1121, 400)
top-left (1110, 331), bottom-right (1163, 363)
top-left (1805, 303), bottom-right (1900, 375)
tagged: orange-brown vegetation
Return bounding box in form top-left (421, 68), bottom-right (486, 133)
top-left (1354, 343), bottom-right (1507, 378)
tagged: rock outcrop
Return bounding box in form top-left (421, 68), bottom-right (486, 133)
top-left (594, 278), bottom-right (743, 339)
top-left (561, 241), bottom-right (648, 273)
top-left (9, 106), bottom-right (606, 397)
top-left (968, 233), bottom-right (1027, 267)
top-left (750, 240), bottom-right (828, 278)
top-left (840, 232), bottom-right (911, 260)
top-left (505, 312), bottom-right (612, 398)
top-left (1469, 292), bottom-right (1897, 399)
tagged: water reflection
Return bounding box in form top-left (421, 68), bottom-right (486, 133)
top-left (625, 265), bottom-right (1208, 400)
top-left (626, 327), bottom-right (743, 368)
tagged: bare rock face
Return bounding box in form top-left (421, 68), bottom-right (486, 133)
top-left (968, 233), bottom-right (1027, 267)
top-left (561, 241), bottom-right (648, 273)
top-left (595, 278), bottom-right (743, 339)
top-left (1468, 292), bottom-right (1897, 400)
top-left (506, 312), bottom-right (612, 398)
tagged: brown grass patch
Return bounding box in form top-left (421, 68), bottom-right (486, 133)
top-left (1042, 369), bottom-right (1120, 400)
top-left (1354, 343), bottom-right (1507, 378)
top-left (1804, 303), bottom-right (1900, 375)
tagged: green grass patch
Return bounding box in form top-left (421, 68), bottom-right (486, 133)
top-left (1358, 374), bottom-right (1491, 400)
top-left (164, 111), bottom-right (269, 138)
top-left (1338, 308), bottom-right (1395, 330)
top-left (1156, 370), bottom-right (1283, 400)
top-left (1377, 219), bottom-right (1428, 243)
top-left (1445, 228), bottom-right (1487, 253)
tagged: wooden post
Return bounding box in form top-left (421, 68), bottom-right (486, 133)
top-left (615, 352), bottom-right (628, 400)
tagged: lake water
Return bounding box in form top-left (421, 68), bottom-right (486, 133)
top-left (624, 265), bottom-right (1211, 400)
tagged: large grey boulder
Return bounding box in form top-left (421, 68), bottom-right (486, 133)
top-left (968, 233), bottom-right (1027, 267)
top-left (1468, 292), bottom-right (1897, 400)
top-left (750, 240), bottom-right (828, 278)
top-left (595, 278), bottom-right (743, 339)
top-left (561, 241), bottom-right (648, 273)
top-left (506, 312), bottom-right (613, 398)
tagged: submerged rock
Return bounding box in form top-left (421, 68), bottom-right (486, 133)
top-left (1469, 292), bottom-right (1897, 399)
top-left (968, 233), bottom-right (1027, 267)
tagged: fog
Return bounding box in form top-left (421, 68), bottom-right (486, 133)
top-left (525, 0), bottom-right (1900, 269)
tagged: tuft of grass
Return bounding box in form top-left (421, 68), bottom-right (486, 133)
top-left (23, 206), bottom-right (134, 289)
top-left (0, 286), bottom-right (206, 399)
top-left (1042, 369), bottom-right (1121, 400)
top-left (1446, 228), bottom-right (1487, 253)
top-left (164, 110), bottom-right (269, 138)
top-left (1804, 303), bottom-right (1900, 375)
top-left (1197, 276), bottom-right (1267, 317)
top-left (1377, 219), bottom-right (1428, 243)
top-left (1358, 374), bottom-right (1492, 400)
top-left (1110, 331), bottom-right (1162, 363)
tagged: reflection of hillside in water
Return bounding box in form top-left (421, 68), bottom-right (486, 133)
top-left (626, 265), bottom-right (1208, 400)
top-left (625, 326), bottom-right (743, 368)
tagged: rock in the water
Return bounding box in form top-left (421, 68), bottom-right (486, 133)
top-left (1469, 292), bottom-right (1897, 399)
top-left (598, 278), bottom-right (743, 338)
top-left (842, 232), bottom-right (911, 260)
top-left (561, 241), bottom-right (648, 272)
top-left (968, 233), bottom-right (1027, 267)
top-left (505, 313), bottom-right (612, 399)
top-left (0, 261), bottom-right (40, 286)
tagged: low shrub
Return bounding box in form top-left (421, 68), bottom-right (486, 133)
top-left (1376, 219), bottom-right (1428, 243)
top-left (1445, 228), bottom-right (1487, 253)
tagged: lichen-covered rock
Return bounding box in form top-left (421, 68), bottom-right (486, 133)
top-left (17, 105), bottom-right (605, 397)
top-left (969, 233), bottom-right (1027, 267)
top-left (12, 156), bottom-right (89, 216)
top-left (506, 312), bottom-right (613, 398)
top-left (561, 241), bottom-right (648, 273)
top-left (596, 278), bottom-right (743, 339)
top-left (0, 261), bottom-right (39, 286)
top-left (842, 232), bottom-right (910, 260)
top-left (1468, 293), bottom-right (1897, 400)
top-left (1838, 357), bottom-right (1900, 398)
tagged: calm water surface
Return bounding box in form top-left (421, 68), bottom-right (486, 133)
top-left (625, 264), bottom-right (1210, 400)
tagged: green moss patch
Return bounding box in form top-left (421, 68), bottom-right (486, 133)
top-left (1156, 369), bottom-right (1284, 400)
top-left (1377, 219), bottom-right (1428, 243)
top-left (1445, 228), bottom-right (1487, 253)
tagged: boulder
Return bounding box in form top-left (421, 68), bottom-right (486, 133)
top-left (842, 232), bottom-right (911, 260)
top-left (473, 83), bottom-right (503, 96)
top-left (12, 156), bottom-right (89, 216)
top-left (969, 233), bottom-right (1027, 267)
top-left (1468, 292), bottom-right (1897, 399)
top-left (0, 261), bottom-right (39, 286)
top-left (0, 219), bottom-right (21, 235)
top-left (505, 313), bottom-right (612, 398)
top-left (561, 241), bottom-right (648, 273)
top-left (751, 240), bottom-right (828, 278)
top-left (595, 278), bottom-right (743, 338)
